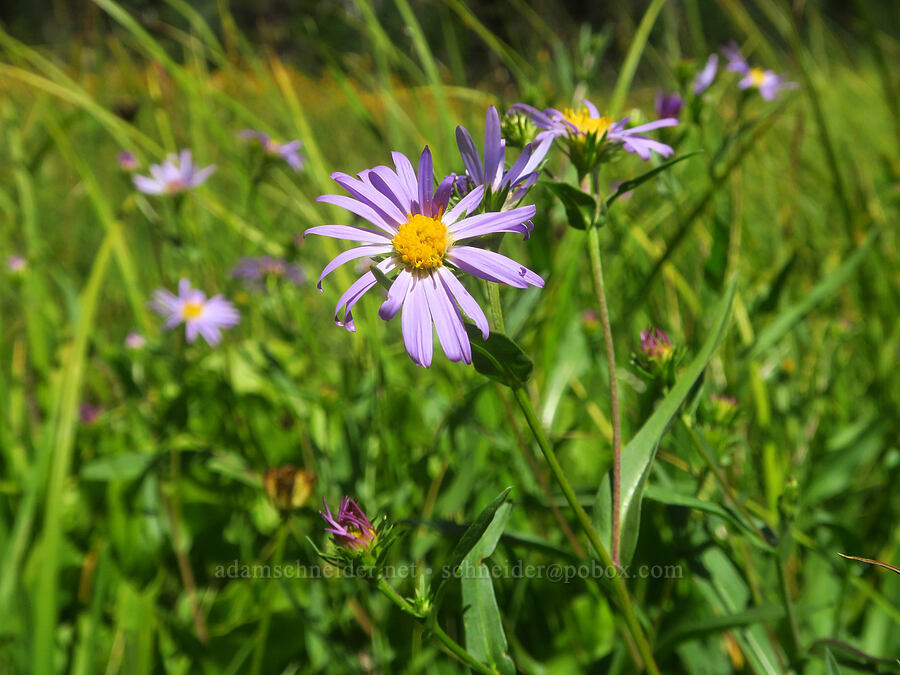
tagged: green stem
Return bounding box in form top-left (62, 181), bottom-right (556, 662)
top-left (511, 386), bottom-right (659, 675)
top-left (486, 279), bottom-right (506, 333)
top-left (250, 522), bottom-right (288, 675)
top-left (777, 556), bottom-right (803, 663)
top-left (586, 224), bottom-right (623, 566)
top-left (432, 623), bottom-right (496, 675)
top-left (376, 577), bottom-right (424, 618)
top-left (375, 578), bottom-right (493, 674)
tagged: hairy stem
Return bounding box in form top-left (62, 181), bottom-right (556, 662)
top-left (586, 219), bottom-right (623, 565)
top-left (512, 386), bottom-right (659, 675)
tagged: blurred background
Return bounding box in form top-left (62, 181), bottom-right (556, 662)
top-left (1, 0), bottom-right (898, 673)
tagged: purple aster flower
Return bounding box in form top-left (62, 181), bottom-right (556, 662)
top-left (511, 99), bottom-right (677, 161)
top-left (654, 91), bottom-right (684, 120)
top-left (455, 105), bottom-right (550, 206)
top-left (133, 150), bottom-right (216, 195)
top-left (6, 255), bottom-right (26, 273)
top-left (306, 146), bottom-right (543, 367)
top-left (721, 42), bottom-right (794, 101)
top-left (693, 54), bottom-right (719, 95)
top-left (320, 497), bottom-right (377, 552)
top-left (231, 256), bottom-right (305, 288)
top-left (239, 129), bottom-right (305, 171)
top-left (117, 151), bottom-right (139, 171)
top-left (640, 326), bottom-right (673, 362)
top-left (79, 403), bottom-right (102, 425)
top-left (150, 278), bottom-right (240, 346)
top-left (124, 332), bottom-right (146, 349)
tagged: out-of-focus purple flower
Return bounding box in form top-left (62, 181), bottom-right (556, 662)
top-left (721, 42), bottom-right (794, 101)
top-left (654, 91), bottom-right (684, 120)
top-left (79, 404), bottom-right (102, 425)
top-left (150, 278), bottom-right (240, 346)
top-left (125, 332), bottom-right (145, 349)
top-left (320, 497), bottom-right (377, 552)
top-left (581, 310), bottom-right (600, 331)
top-left (231, 256), bottom-right (305, 288)
top-left (117, 151), bottom-right (139, 171)
top-left (693, 54), bottom-right (719, 94)
top-left (239, 129), bottom-right (305, 171)
top-left (511, 99), bottom-right (677, 161)
top-left (455, 105), bottom-right (549, 206)
top-left (306, 146), bottom-right (543, 367)
top-left (640, 326), bottom-right (673, 362)
top-left (711, 393), bottom-right (738, 409)
top-left (6, 255), bottom-right (26, 273)
top-left (133, 150), bottom-right (215, 195)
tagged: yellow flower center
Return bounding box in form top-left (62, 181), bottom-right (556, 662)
top-left (165, 179), bottom-right (188, 193)
top-left (749, 67), bottom-right (767, 87)
top-left (182, 301), bottom-right (204, 319)
top-left (392, 213), bottom-right (448, 271)
top-left (562, 107), bottom-right (613, 137)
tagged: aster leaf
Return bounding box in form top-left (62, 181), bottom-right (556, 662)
top-left (461, 503), bottom-right (516, 675)
top-left (464, 323), bottom-right (533, 386)
top-left (605, 150), bottom-right (702, 208)
top-left (595, 275), bottom-right (737, 565)
top-left (428, 487), bottom-right (512, 624)
top-left (542, 181), bottom-right (596, 230)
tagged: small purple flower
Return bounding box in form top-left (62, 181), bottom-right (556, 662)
top-left (448, 172), bottom-right (475, 199)
top-left (133, 150), bottom-right (215, 195)
top-left (306, 146), bottom-right (543, 367)
top-left (239, 130), bottom-right (305, 171)
top-left (711, 393), bottom-right (738, 409)
top-left (231, 256), bottom-right (305, 288)
top-left (79, 404), bottom-right (102, 425)
top-left (117, 151), bottom-right (139, 171)
top-left (511, 99), bottom-right (677, 161)
top-left (640, 326), bottom-right (673, 362)
top-left (320, 497), bottom-right (377, 552)
top-left (654, 91), bottom-right (683, 120)
top-left (455, 105), bottom-right (549, 206)
top-left (721, 42), bottom-right (794, 101)
top-left (125, 332), bottom-right (145, 349)
top-left (6, 255), bottom-right (26, 273)
top-left (693, 54), bottom-right (719, 94)
top-left (150, 278), bottom-right (240, 346)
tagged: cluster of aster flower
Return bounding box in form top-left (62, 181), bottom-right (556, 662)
top-left (129, 132), bottom-right (306, 347)
top-left (652, 42), bottom-right (794, 122)
top-left (307, 100), bottom-right (681, 366)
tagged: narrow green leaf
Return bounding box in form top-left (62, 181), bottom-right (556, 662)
top-left (606, 151), bottom-right (702, 208)
top-left (595, 276), bottom-right (737, 564)
top-left (643, 485), bottom-right (774, 551)
top-left (608, 0), bottom-right (667, 117)
top-left (656, 603), bottom-right (786, 653)
top-left (430, 487), bottom-right (512, 617)
top-left (461, 503), bottom-right (516, 675)
top-left (825, 648), bottom-right (843, 675)
top-left (80, 453), bottom-right (159, 482)
top-left (543, 181), bottom-right (596, 230)
top-left (465, 324), bottom-right (533, 387)
top-left (745, 230), bottom-right (878, 360)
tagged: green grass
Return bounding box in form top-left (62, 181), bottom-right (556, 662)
top-left (1, 1), bottom-right (898, 673)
